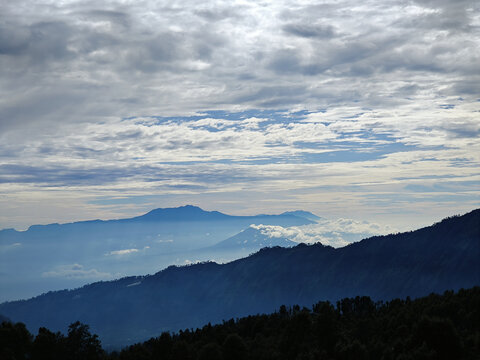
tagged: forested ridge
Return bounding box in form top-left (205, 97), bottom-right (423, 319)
top-left (2, 287), bottom-right (479, 360)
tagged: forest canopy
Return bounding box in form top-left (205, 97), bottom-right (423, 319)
top-left (1, 287), bottom-right (479, 360)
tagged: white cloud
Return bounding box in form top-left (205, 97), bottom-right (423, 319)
top-left (250, 218), bottom-right (396, 248)
top-left (105, 246), bottom-right (151, 256)
top-left (42, 264), bottom-right (111, 279)
top-left (106, 248), bottom-right (140, 256)
top-left (0, 242), bottom-right (22, 253)
top-left (184, 259), bottom-right (202, 265)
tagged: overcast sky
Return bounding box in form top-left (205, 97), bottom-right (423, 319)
top-left (0, 0), bottom-right (479, 230)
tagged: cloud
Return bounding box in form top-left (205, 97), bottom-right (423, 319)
top-left (250, 218), bottom-right (396, 248)
top-left (0, 242), bottom-right (22, 253)
top-left (282, 23), bottom-right (337, 39)
top-left (42, 264), bottom-right (111, 279)
top-left (0, 0), bottom-right (478, 230)
top-left (106, 248), bottom-right (140, 256)
top-left (0, 105), bottom-right (478, 231)
top-left (156, 239), bottom-right (174, 243)
top-left (105, 246), bottom-right (151, 256)
top-left (1, 0), bottom-right (478, 134)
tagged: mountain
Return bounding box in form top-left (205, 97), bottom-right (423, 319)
top-left (210, 225), bottom-right (298, 250)
top-left (0, 205), bottom-right (314, 235)
top-left (0, 209), bottom-right (478, 347)
top-left (280, 210), bottom-right (321, 222)
top-left (0, 205), bottom-right (314, 302)
top-left (127, 205), bottom-right (232, 222)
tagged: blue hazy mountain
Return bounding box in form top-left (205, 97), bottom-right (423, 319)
top-left (1, 209), bottom-right (477, 348)
top-left (280, 210), bottom-right (322, 222)
top-left (126, 205), bottom-right (231, 222)
top-left (210, 226), bottom-right (298, 250)
top-left (0, 205), bottom-right (314, 302)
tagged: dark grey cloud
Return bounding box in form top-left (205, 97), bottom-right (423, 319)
top-left (0, 22), bottom-right (30, 56)
top-left (0, 86), bottom-right (90, 132)
top-left (94, 129), bottom-right (144, 142)
top-left (75, 9), bottom-right (131, 28)
top-left (451, 79), bottom-right (480, 95)
top-left (0, 159), bottom-right (273, 187)
top-left (194, 7), bottom-right (243, 22)
top-left (0, 164), bottom-right (143, 186)
top-left (234, 85), bottom-right (308, 107)
top-left (282, 23), bottom-right (337, 39)
top-left (269, 49), bottom-right (303, 74)
top-left (124, 33), bottom-right (185, 73)
top-left (0, 20), bottom-right (73, 63)
top-left (441, 122), bottom-right (480, 139)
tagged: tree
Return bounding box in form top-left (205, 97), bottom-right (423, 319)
top-left (198, 342), bottom-right (223, 360)
top-left (223, 333), bottom-right (247, 360)
top-left (171, 340), bottom-right (193, 360)
top-left (66, 321), bottom-right (103, 360)
top-left (32, 327), bottom-right (65, 360)
top-left (0, 321), bottom-right (33, 360)
top-left (414, 317), bottom-right (463, 360)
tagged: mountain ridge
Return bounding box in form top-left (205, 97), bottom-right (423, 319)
top-left (1, 205), bottom-right (318, 233)
top-left (1, 209), bottom-right (478, 347)
top-left (280, 210), bottom-right (321, 222)
top-left (126, 205), bottom-right (231, 222)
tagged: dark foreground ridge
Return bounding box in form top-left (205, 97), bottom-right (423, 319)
top-left (1, 287), bottom-right (479, 359)
top-left (0, 209), bottom-right (479, 347)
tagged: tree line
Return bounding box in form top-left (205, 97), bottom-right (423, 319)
top-left (1, 287), bottom-right (479, 359)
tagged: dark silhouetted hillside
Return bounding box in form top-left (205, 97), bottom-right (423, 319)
top-left (2, 287), bottom-right (479, 358)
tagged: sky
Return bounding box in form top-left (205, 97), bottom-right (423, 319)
top-left (0, 0), bottom-right (479, 231)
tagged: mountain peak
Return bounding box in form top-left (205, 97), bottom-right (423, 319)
top-left (280, 210), bottom-right (321, 222)
top-left (211, 225), bottom-right (297, 250)
top-left (135, 205), bottom-right (230, 221)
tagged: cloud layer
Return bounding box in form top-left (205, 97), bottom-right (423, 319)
top-left (0, 0), bottom-right (479, 229)
top-left (251, 218), bottom-right (396, 248)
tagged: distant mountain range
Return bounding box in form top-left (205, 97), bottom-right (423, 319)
top-left (0, 205), bottom-right (315, 302)
top-left (1, 209), bottom-right (478, 348)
